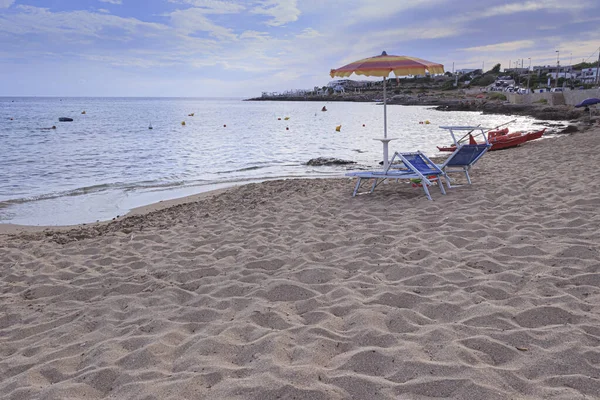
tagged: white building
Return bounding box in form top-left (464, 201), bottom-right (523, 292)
top-left (533, 65), bottom-right (576, 80)
top-left (580, 68), bottom-right (599, 84)
top-left (327, 79), bottom-right (372, 88)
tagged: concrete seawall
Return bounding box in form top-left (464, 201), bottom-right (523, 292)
top-left (507, 88), bottom-right (600, 106)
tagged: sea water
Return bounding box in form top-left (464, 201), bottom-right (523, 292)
top-left (1, 97), bottom-right (549, 226)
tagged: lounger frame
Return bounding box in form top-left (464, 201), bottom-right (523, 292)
top-left (346, 151), bottom-right (447, 200)
top-left (438, 143), bottom-right (491, 188)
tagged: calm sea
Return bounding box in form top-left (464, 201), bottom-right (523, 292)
top-left (1, 97), bottom-right (549, 226)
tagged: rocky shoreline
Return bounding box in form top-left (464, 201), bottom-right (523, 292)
top-left (247, 93), bottom-right (593, 131)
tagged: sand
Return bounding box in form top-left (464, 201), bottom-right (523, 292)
top-left (1, 128), bottom-right (600, 399)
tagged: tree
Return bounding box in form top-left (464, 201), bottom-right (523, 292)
top-left (470, 74), bottom-right (496, 87)
top-left (491, 63), bottom-right (501, 74)
top-left (528, 74), bottom-right (540, 88)
top-left (441, 80), bottom-right (456, 91)
top-left (572, 61), bottom-right (598, 70)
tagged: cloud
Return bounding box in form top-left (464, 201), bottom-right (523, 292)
top-left (462, 40), bottom-right (536, 53)
top-left (460, 0), bottom-right (590, 22)
top-left (346, 0), bottom-right (449, 24)
top-left (167, 0), bottom-right (245, 14)
top-left (296, 28), bottom-right (320, 39)
top-left (340, 24), bottom-right (468, 62)
top-left (99, 0), bottom-right (122, 4)
top-left (0, 0), bottom-right (15, 9)
top-left (251, 0), bottom-right (301, 26)
top-left (239, 30), bottom-right (271, 41)
top-left (0, 6), bottom-right (168, 38)
top-left (167, 7), bottom-right (237, 39)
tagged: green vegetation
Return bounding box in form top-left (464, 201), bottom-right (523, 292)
top-left (470, 74), bottom-right (496, 87)
top-left (489, 63), bottom-right (501, 74)
top-left (487, 93), bottom-right (507, 101)
top-left (572, 61), bottom-right (598, 70)
top-left (533, 98), bottom-right (548, 104)
top-left (441, 80), bottom-right (456, 91)
top-left (527, 74), bottom-right (541, 89)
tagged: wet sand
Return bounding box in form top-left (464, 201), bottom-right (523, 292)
top-left (1, 129), bottom-right (600, 399)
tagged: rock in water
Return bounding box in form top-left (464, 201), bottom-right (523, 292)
top-left (306, 157), bottom-right (356, 166)
top-left (561, 125), bottom-right (579, 134)
top-left (58, 117), bottom-right (73, 122)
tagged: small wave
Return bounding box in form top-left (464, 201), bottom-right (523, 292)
top-left (0, 179), bottom-right (194, 207)
top-left (0, 183), bottom-right (115, 206)
top-left (121, 180), bottom-right (188, 191)
top-left (216, 165), bottom-right (266, 174)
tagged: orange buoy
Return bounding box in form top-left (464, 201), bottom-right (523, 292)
top-left (181, 121), bottom-right (186, 126)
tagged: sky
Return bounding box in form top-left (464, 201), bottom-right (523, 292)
top-left (1, 0), bottom-right (600, 97)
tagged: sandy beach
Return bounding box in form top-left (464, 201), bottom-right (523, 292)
top-left (1, 128), bottom-right (600, 399)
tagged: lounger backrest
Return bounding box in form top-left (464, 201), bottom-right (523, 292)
top-left (401, 153), bottom-right (441, 175)
top-left (443, 144), bottom-right (490, 167)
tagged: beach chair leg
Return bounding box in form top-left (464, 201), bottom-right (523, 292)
top-left (464, 168), bottom-right (472, 185)
top-left (352, 178), bottom-right (362, 197)
top-left (445, 175), bottom-right (453, 189)
top-left (437, 177), bottom-right (446, 195)
top-left (422, 184), bottom-right (433, 200)
top-left (440, 168), bottom-right (453, 189)
top-left (370, 179), bottom-right (378, 193)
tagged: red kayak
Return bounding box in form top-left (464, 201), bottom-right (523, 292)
top-left (437, 128), bottom-right (546, 152)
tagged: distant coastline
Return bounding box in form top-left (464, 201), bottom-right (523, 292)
top-left (246, 92), bottom-right (587, 123)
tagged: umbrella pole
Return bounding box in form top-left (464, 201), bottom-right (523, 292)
top-left (383, 76), bottom-right (387, 139)
top-left (383, 77), bottom-right (389, 170)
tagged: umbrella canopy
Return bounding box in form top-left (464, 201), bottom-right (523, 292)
top-left (330, 51), bottom-right (444, 78)
top-left (575, 98), bottom-right (600, 108)
top-left (330, 51), bottom-right (444, 169)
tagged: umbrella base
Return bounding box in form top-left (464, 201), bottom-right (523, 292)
top-left (373, 138), bottom-right (398, 170)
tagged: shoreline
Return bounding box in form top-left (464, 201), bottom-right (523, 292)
top-left (248, 94), bottom-right (590, 124)
top-left (0, 131), bottom-right (570, 236)
top-left (0, 186), bottom-right (232, 236)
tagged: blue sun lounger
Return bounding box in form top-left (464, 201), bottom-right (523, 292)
top-left (438, 143), bottom-right (491, 188)
top-left (436, 126), bottom-right (495, 188)
top-left (346, 151), bottom-right (447, 200)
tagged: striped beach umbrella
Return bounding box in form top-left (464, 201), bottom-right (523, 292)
top-left (330, 51), bottom-right (444, 169)
top-left (330, 51), bottom-right (444, 78)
